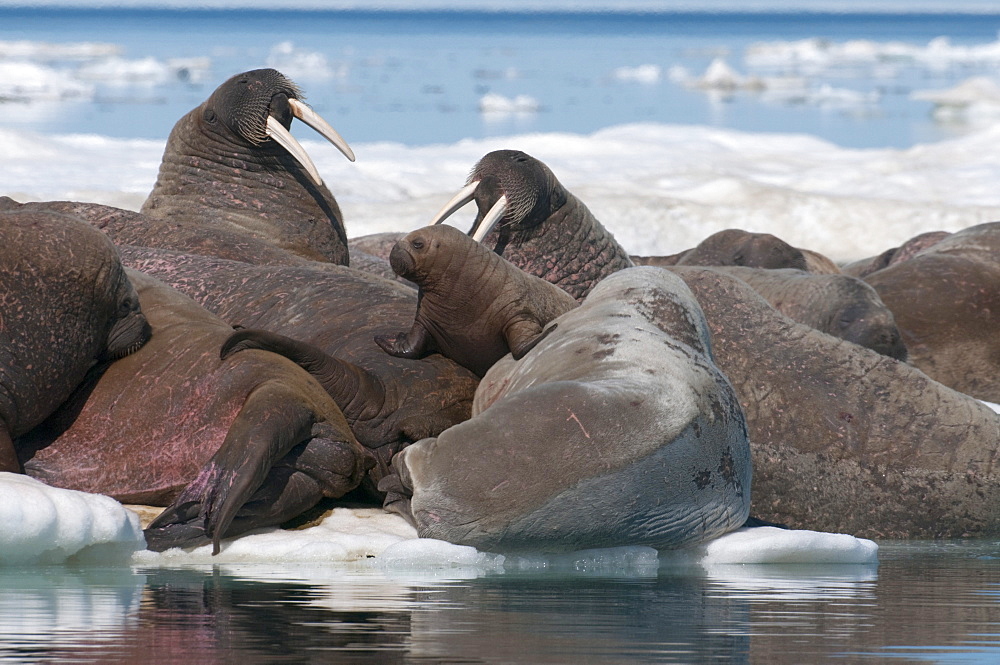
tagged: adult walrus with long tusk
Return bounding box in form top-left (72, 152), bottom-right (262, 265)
top-left (138, 68), bottom-right (357, 264)
top-left (429, 149), bottom-right (634, 300)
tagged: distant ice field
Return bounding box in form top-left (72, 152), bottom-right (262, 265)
top-left (5, 7), bottom-right (1000, 148)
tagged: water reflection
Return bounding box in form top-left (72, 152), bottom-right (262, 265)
top-left (1, 542), bottom-right (999, 663)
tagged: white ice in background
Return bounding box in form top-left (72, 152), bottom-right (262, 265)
top-left (613, 63), bottom-right (662, 84)
top-left (75, 55), bottom-right (212, 85)
top-left (0, 39), bottom-right (121, 61)
top-left (9, 113), bottom-right (1000, 260)
top-left (0, 61), bottom-right (94, 102)
top-left (913, 76), bottom-right (1000, 124)
top-left (266, 41), bottom-right (348, 80)
top-left (0, 473), bottom-right (145, 566)
top-left (478, 92), bottom-right (541, 115)
top-left (981, 401), bottom-right (1000, 413)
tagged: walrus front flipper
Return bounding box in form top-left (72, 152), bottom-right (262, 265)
top-left (507, 322), bottom-right (558, 361)
top-left (373, 321), bottom-right (435, 360)
top-left (221, 329), bottom-right (397, 449)
top-left (145, 382), bottom-right (347, 554)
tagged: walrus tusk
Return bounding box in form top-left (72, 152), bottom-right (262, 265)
top-left (471, 194), bottom-right (508, 243)
top-left (429, 181), bottom-right (480, 226)
top-left (266, 115), bottom-right (324, 186)
top-left (288, 98), bottom-right (356, 163)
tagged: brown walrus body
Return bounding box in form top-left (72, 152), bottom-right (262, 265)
top-left (375, 225), bottom-right (578, 377)
top-left (429, 149), bottom-right (634, 300)
top-left (696, 266), bottom-right (907, 360)
top-left (673, 266), bottom-right (1000, 538)
top-left (862, 222), bottom-right (1000, 402)
top-left (140, 69), bottom-right (355, 264)
top-left (0, 209), bottom-right (150, 473)
top-left (383, 267), bottom-right (752, 551)
top-left (18, 271), bottom-right (372, 553)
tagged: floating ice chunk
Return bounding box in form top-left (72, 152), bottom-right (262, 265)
top-left (266, 41), bottom-right (347, 80)
top-left (0, 61), bottom-right (94, 102)
top-left (614, 64), bottom-right (661, 84)
top-left (697, 527), bottom-right (878, 565)
top-left (0, 473), bottom-right (145, 566)
top-left (0, 39), bottom-right (121, 61)
top-left (75, 56), bottom-right (173, 84)
top-left (913, 76), bottom-right (1000, 107)
top-left (913, 76), bottom-right (1000, 123)
top-left (478, 92), bottom-right (540, 114)
top-left (377, 538), bottom-right (505, 576)
top-left (132, 507), bottom-right (418, 565)
top-left (686, 58), bottom-right (764, 92)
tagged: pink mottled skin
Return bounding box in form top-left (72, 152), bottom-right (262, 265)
top-left (19, 270), bottom-right (371, 552)
top-left (116, 245), bottom-right (479, 494)
top-left (0, 208), bottom-right (150, 473)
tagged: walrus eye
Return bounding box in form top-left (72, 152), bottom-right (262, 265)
top-left (204, 108), bottom-right (217, 124)
top-left (732, 252), bottom-right (745, 265)
top-left (411, 239), bottom-right (425, 250)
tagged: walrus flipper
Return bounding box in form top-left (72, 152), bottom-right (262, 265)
top-left (506, 321), bottom-right (558, 360)
top-left (145, 383), bottom-right (338, 554)
top-left (373, 321), bottom-right (435, 360)
top-left (221, 329), bottom-right (394, 446)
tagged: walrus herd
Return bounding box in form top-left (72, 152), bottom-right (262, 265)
top-left (3, 68), bottom-right (999, 554)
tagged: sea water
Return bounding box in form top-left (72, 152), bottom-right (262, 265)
top-left (5, 4), bottom-right (1000, 148)
top-left (3, 3), bottom-right (1000, 662)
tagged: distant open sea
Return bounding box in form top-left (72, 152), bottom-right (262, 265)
top-left (4, 7), bottom-right (1000, 148)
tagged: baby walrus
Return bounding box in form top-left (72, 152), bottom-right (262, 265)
top-left (375, 224), bottom-right (578, 377)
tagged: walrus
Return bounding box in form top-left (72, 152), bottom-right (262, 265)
top-left (427, 149), bottom-right (634, 300)
top-left (672, 266), bottom-right (1000, 538)
top-left (117, 245), bottom-right (480, 489)
top-left (379, 267), bottom-right (751, 551)
top-left (841, 230), bottom-right (951, 278)
top-left (632, 228), bottom-right (809, 271)
top-left (0, 209), bottom-right (151, 473)
top-left (862, 222), bottom-right (1000, 402)
top-left (139, 68), bottom-right (356, 264)
top-left (17, 270), bottom-right (374, 553)
top-left (694, 266), bottom-right (907, 360)
top-left (373, 224), bottom-right (578, 377)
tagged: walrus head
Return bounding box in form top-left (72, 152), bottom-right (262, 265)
top-left (198, 68), bottom-right (355, 186)
top-left (678, 229), bottom-right (809, 271)
top-left (427, 149), bottom-right (568, 242)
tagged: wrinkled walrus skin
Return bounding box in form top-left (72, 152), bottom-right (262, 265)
top-left (18, 271), bottom-right (373, 553)
top-left (862, 222), bottom-right (1000, 403)
top-left (117, 246), bottom-right (480, 491)
top-left (431, 149), bottom-right (635, 300)
top-left (636, 228), bottom-right (809, 271)
top-left (0, 209), bottom-right (151, 473)
top-left (673, 267), bottom-right (1000, 539)
top-left (383, 267), bottom-right (751, 552)
top-left (692, 266), bottom-right (907, 360)
top-left (375, 225), bottom-right (578, 377)
top-left (140, 69), bottom-right (354, 264)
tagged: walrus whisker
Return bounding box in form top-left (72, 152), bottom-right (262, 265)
top-left (265, 115), bottom-right (324, 186)
top-left (471, 195), bottom-right (508, 243)
top-left (288, 98), bottom-right (356, 163)
top-left (429, 180), bottom-right (480, 226)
